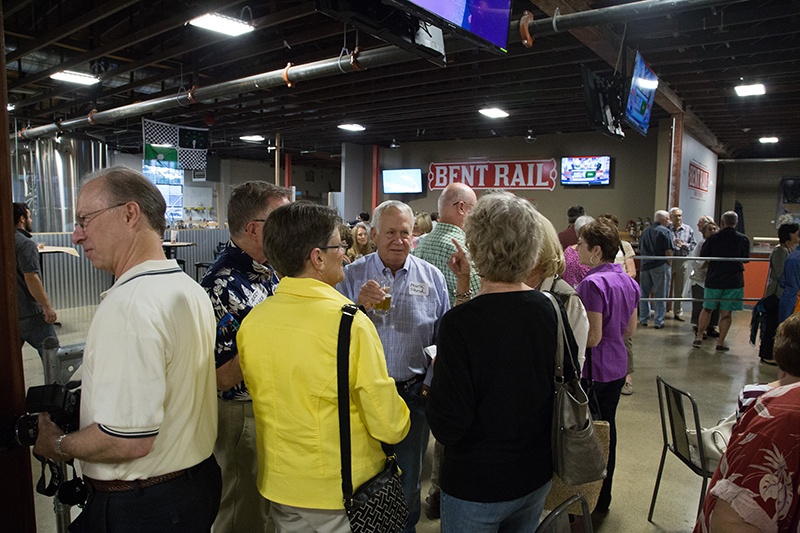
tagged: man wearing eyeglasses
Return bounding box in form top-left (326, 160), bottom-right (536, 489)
top-left (337, 200), bottom-right (450, 533)
top-left (199, 181), bottom-right (291, 533)
top-left (33, 166), bottom-right (221, 531)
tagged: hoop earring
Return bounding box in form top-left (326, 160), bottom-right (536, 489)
top-left (590, 255), bottom-right (599, 266)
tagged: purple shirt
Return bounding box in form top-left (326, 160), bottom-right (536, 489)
top-left (562, 245), bottom-right (591, 288)
top-left (576, 262), bottom-right (640, 382)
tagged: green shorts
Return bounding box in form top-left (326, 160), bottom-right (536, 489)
top-left (703, 287), bottom-right (744, 311)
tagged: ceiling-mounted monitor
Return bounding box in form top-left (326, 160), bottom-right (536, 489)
top-left (382, 168), bottom-right (423, 193)
top-left (385, 0), bottom-right (513, 54)
top-left (624, 51), bottom-right (659, 137)
top-left (581, 64), bottom-right (625, 140)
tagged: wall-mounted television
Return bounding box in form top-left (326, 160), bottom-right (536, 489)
top-left (385, 0), bottom-right (513, 54)
top-left (383, 168), bottom-right (423, 193)
top-left (561, 156), bottom-right (611, 186)
top-left (581, 64), bottom-right (625, 140)
top-left (624, 51), bottom-right (659, 137)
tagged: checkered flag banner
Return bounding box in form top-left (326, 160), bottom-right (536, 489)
top-left (143, 118), bottom-right (208, 170)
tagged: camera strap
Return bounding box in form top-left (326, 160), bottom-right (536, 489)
top-left (33, 452), bottom-right (67, 496)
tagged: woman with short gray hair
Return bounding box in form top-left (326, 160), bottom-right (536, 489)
top-left (427, 190), bottom-right (577, 532)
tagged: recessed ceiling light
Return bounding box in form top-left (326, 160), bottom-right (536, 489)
top-left (734, 83), bottom-right (765, 97)
top-left (338, 123), bottom-right (365, 132)
top-left (479, 108), bottom-right (509, 119)
top-left (189, 13), bottom-right (254, 36)
top-left (50, 70), bottom-right (100, 85)
top-left (759, 137), bottom-right (779, 144)
top-left (240, 135), bottom-right (265, 142)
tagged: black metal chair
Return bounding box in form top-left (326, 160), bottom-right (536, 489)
top-left (648, 375), bottom-right (716, 522)
top-left (536, 494), bottom-right (593, 533)
top-left (194, 241), bottom-right (226, 282)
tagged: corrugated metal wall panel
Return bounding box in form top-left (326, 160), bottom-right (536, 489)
top-left (35, 229), bottom-right (230, 309)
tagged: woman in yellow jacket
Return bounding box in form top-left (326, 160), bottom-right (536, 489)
top-left (238, 201), bottom-right (411, 532)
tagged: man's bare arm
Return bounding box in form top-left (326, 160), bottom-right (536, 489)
top-left (23, 272), bottom-right (57, 323)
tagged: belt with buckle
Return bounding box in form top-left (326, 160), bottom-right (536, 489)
top-left (85, 469), bottom-right (185, 492)
top-left (395, 374), bottom-right (425, 392)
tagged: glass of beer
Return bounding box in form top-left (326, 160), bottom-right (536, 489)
top-left (373, 272), bottom-right (393, 315)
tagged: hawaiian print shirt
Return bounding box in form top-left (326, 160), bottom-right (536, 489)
top-left (694, 381), bottom-right (800, 533)
top-left (200, 240), bottom-right (279, 401)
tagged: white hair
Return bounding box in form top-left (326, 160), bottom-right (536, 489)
top-left (372, 200), bottom-right (414, 232)
top-left (721, 211), bottom-right (738, 228)
top-left (669, 207), bottom-right (682, 215)
top-left (654, 210), bottom-right (670, 223)
top-left (574, 215), bottom-right (594, 236)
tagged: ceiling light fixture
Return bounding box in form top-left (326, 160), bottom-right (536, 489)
top-left (240, 135), bottom-right (265, 142)
top-left (338, 123), bottom-right (365, 132)
top-left (390, 138), bottom-right (400, 149)
top-left (50, 70), bottom-right (100, 85)
top-left (734, 83), bottom-right (765, 97)
top-left (7, 103), bottom-right (15, 111)
top-left (189, 13), bottom-right (254, 36)
top-left (479, 108), bottom-right (509, 119)
top-left (759, 137), bottom-right (779, 144)
top-left (151, 143), bottom-right (173, 148)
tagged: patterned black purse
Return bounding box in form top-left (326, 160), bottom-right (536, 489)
top-left (337, 304), bottom-right (409, 533)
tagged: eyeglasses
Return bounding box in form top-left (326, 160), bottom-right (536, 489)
top-left (251, 219), bottom-right (267, 223)
top-left (75, 203), bottom-right (127, 230)
top-left (319, 244), bottom-right (348, 253)
top-left (453, 200), bottom-right (475, 208)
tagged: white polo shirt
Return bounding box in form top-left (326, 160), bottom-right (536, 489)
top-left (80, 260), bottom-right (217, 480)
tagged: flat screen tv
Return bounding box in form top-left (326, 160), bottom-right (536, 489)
top-left (624, 51), bottom-right (659, 136)
top-left (561, 156), bottom-right (611, 186)
top-left (385, 0), bottom-right (513, 54)
top-left (581, 64), bottom-right (625, 140)
top-left (383, 168), bottom-right (423, 193)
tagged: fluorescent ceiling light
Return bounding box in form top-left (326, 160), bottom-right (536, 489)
top-left (50, 70), bottom-right (100, 85)
top-left (734, 83), bottom-right (765, 97)
top-left (759, 137), bottom-right (779, 144)
top-left (338, 123), bottom-right (365, 132)
top-left (636, 78), bottom-right (659, 90)
top-left (479, 108), bottom-right (509, 118)
top-left (240, 135), bottom-right (265, 142)
top-left (7, 104), bottom-right (15, 111)
top-left (189, 13), bottom-right (254, 36)
top-left (151, 143), bottom-right (173, 148)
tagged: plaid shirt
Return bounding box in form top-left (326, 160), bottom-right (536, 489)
top-left (669, 223), bottom-right (696, 256)
top-left (336, 252), bottom-right (449, 384)
top-left (200, 240), bottom-right (279, 400)
top-left (413, 222), bottom-right (481, 307)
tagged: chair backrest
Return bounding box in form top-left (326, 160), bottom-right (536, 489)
top-left (536, 494), bottom-right (593, 533)
top-left (213, 241), bottom-right (226, 258)
top-left (656, 375), bottom-right (711, 476)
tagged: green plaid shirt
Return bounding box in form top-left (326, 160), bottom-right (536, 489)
top-left (413, 222), bottom-right (481, 307)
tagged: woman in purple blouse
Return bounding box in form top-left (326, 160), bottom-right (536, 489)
top-left (575, 219), bottom-right (640, 516)
top-left (562, 215), bottom-right (594, 287)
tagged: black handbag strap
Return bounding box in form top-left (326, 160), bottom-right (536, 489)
top-left (337, 303), bottom-right (360, 507)
top-left (543, 292), bottom-right (580, 382)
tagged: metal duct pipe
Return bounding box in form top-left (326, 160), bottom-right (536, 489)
top-left (519, 0), bottom-right (748, 37)
top-left (14, 45), bottom-right (417, 141)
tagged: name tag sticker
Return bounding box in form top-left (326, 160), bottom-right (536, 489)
top-left (409, 282), bottom-right (429, 297)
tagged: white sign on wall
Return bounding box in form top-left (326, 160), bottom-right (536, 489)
top-left (677, 133), bottom-right (718, 228)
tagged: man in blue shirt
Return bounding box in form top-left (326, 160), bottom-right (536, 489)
top-left (639, 210), bottom-right (674, 328)
top-left (200, 181), bottom-right (291, 533)
top-left (337, 200), bottom-right (449, 533)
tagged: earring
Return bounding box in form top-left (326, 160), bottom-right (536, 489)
top-left (590, 255), bottom-right (599, 266)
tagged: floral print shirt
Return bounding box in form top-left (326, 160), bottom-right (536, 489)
top-left (199, 240), bottom-right (278, 401)
top-left (694, 381), bottom-right (800, 533)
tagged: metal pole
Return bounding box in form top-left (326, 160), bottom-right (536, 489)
top-left (520, 0), bottom-right (748, 37)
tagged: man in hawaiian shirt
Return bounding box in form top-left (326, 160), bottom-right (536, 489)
top-left (200, 181), bottom-right (291, 533)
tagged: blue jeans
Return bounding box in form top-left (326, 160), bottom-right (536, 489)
top-left (396, 380), bottom-right (430, 533)
top-left (19, 313), bottom-right (57, 359)
top-left (69, 455), bottom-right (222, 533)
top-left (440, 481), bottom-right (552, 533)
top-left (639, 264), bottom-right (670, 326)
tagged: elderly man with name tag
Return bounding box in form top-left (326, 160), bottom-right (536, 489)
top-left (337, 200), bottom-right (450, 533)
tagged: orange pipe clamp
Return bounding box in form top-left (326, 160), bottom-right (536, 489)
top-left (350, 47), bottom-right (363, 71)
top-left (87, 109), bottom-right (98, 125)
top-left (520, 11), bottom-right (535, 48)
top-left (283, 63), bottom-right (294, 87)
top-left (188, 85), bottom-right (201, 104)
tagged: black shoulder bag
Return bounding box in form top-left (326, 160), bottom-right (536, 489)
top-left (337, 304), bottom-right (409, 533)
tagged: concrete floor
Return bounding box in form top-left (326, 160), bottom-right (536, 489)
top-left (24, 306), bottom-right (775, 532)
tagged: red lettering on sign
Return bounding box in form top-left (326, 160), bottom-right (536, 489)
top-left (428, 159), bottom-right (557, 191)
top-left (688, 162), bottom-right (709, 192)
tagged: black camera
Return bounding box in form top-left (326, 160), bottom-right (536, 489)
top-left (0, 384), bottom-right (80, 451)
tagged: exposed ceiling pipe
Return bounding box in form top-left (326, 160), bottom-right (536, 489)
top-left (13, 0), bottom-right (749, 141)
top-left (518, 0), bottom-right (749, 38)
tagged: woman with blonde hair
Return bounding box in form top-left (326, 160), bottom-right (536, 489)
top-left (428, 190), bottom-right (578, 532)
top-left (347, 222), bottom-right (376, 262)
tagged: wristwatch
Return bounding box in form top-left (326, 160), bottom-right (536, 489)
top-left (54, 434), bottom-right (69, 459)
